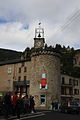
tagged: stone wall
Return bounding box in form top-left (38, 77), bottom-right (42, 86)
top-left (30, 51), bottom-right (61, 108)
top-left (0, 64), bottom-right (14, 93)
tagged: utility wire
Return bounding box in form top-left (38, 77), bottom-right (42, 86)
top-left (61, 9), bottom-right (80, 31)
top-left (52, 9), bottom-right (80, 38)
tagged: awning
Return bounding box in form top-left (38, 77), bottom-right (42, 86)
top-left (13, 80), bottom-right (30, 86)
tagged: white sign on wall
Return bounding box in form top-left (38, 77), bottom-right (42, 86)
top-left (42, 73), bottom-right (46, 78)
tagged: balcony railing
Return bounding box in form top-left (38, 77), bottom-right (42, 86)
top-left (61, 94), bottom-right (73, 98)
top-left (61, 83), bottom-right (73, 87)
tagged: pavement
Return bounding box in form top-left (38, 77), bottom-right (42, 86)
top-left (0, 110), bottom-right (51, 120)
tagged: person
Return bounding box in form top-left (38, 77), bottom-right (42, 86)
top-left (51, 101), bottom-right (54, 110)
top-left (3, 92), bottom-right (12, 119)
top-left (12, 91), bottom-right (18, 115)
top-left (0, 97), bottom-right (4, 115)
top-left (29, 96), bottom-right (36, 113)
top-left (15, 97), bottom-right (22, 120)
top-left (23, 95), bottom-right (30, 113)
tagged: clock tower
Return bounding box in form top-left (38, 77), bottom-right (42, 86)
top-left (34, 23), bottom-right (45, 48)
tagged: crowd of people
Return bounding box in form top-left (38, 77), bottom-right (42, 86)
top-left (0, 92), bottom-right (36, 120)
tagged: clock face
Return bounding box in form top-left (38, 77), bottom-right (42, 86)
top-left (36, 41), bottom-right (41, 47)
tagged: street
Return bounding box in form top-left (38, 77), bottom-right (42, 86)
top-left (6, 110), bottom-right (80, 120)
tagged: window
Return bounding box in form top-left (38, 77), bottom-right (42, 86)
top-left (8, 65), bottom-right (12, 74)
top-left (62, 77), bottom-right (65, 84)
top-left (24, 76), bottom-right (26, 81)
top-left (73, 80), bottom-right (78, 86)
top-left (69, 88), bottom-right (73, 95)
top-left (6, 80), bottom-right (11, 88)
top-left (61, 87), bottom-right (65, 95)
top-left (19, 67), bottom-right (21, 73)
top-left (74, 58), bottom-right (77, 64)
top-left (18, 76), bottom-right (21, 81)
top-left (40, 95), bottom-right (46, 106)
top-left (69, 78), bottom-right (72, 85)
top-left (74, 89), bottom-right (79, 95)
top-left (22, 62), bottom-right (24, 67)
top-left (24, 67), bottom-right (27, 72)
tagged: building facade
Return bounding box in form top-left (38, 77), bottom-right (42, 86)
top-left (61, 74), bottom-right (80, 103)
top-left (73, 50), bottom-right (80, 67)
top-left (0, 25), bottom-right (61, 109)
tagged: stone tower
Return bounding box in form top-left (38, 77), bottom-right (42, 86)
top-left (30, 24), bottom-right (61, 109)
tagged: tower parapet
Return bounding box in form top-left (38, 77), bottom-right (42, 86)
top-left (31, 48), bottom-right (60, 58)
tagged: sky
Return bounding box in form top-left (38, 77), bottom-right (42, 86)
top-left (0, 0), bottom-right (80, 52)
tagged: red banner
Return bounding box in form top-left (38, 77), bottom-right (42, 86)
top-left (41, 78), bottom-right (47, 86)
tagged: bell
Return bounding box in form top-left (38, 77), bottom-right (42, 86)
top-left (38, 33), bottom-right (41, 38)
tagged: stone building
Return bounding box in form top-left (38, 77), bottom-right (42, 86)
top-left (0, 24), bottom-right (61, 109)
top-left (61, 49), bottom-right (80, 103)
top-left (61, 74), bottom-right (80, 103)
top-left (73, 50), bottom-right (80, 67)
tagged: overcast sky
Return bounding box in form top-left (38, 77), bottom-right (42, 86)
top-left (0, 0), bottom-right (80, 52)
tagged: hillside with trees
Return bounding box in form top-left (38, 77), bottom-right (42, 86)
top-left (54, 44), bottom-right (80, 78)
top-left (0, 48), bottom-right (22, 62)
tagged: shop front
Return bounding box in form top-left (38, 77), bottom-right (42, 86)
top-left (13, 80), bottom-right (30, 97)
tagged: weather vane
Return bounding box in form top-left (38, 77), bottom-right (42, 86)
top-left (38, 22), bottom-right (41, 25)
top-left (38, 22), bottom-right (41, 28)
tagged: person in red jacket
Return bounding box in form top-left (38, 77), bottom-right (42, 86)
top-left (12, 92), bottom-right (18, 115)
